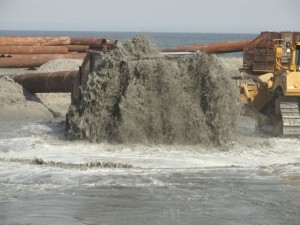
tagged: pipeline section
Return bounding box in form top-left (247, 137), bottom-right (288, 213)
top-left (0, 37), bottom-right (71, 46)
top-left (160, 40), bottom-right (251, 54)
top-left (0, 46), bottom-right (69, 54)
top-left (13, 70), bottom-right (78, 93)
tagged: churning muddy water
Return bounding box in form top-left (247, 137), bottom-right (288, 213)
top-left (67, 37), bottom-right (239, 145)
top-left (0, 120), bottom-right (299, 225)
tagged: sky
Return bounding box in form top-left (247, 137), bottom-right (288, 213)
top-left (0, 0), bottom-right (299, 33)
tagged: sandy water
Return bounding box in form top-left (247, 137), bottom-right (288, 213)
top-left (0, 119), bottom-right (299, 225)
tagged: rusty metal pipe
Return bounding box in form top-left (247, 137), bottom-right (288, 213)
top-left (160, 40), bottom-right (252, 54)
top-left (0, 37), bottom-right (71, 46)
top-left (66, 45), bottom-right (90, 52)
top-left (0, 53), bottom-right (86, 68)
top-left (70, 38), bottom-right (105, 45)
top-left (13, 70), bottom-right (78, 93)
top-left (0, 46), bottom-right (68, 54)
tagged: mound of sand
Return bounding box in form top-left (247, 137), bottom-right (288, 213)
top-left (0, 76), bottom-right (53, 120)
top-left (37, 59), bottom-right (82, 73)
top-left (35, 93), bottom-right (71, 118)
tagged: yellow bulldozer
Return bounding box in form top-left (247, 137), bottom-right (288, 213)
top-left (238, 32), bottom-right (300, 135)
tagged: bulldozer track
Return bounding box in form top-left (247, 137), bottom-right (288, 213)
top-left (279, 96), bottom-right (300, 135)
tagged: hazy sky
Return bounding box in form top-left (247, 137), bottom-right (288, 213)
top-left (0, 0), bottom-right (299, 33)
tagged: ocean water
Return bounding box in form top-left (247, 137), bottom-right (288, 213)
top-left (0, 30), bottom-right (257, 56)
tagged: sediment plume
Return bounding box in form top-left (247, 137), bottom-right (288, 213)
top-left (67, 36), bottom-right (240, 145)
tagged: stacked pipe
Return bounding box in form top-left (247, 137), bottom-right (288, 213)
top-left (0, 36), bottom-right (117, 68)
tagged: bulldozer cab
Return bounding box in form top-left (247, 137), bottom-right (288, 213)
top-left (274, 41), bottom-right (300, 73)
top-left (287, 42), bottom-right (300, 72)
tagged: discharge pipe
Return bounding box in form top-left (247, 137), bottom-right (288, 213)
top-left (13, 70), bottom-right (78, 93)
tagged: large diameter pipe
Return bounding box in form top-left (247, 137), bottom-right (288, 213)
top-left (70, 38), bottom-right (105, 45)
top-left (0, 46), bottom-right (68, 54)
top-left (66, 45), bottom-right (90, 52)
top-left (0, 37), bottom-right (71, 46)
top-left (14, 70), bottom-right (78, 93)
top-left (160, 40), bottom-right (252, 54)
top-left (0, 53), bottom-right (86, 68)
